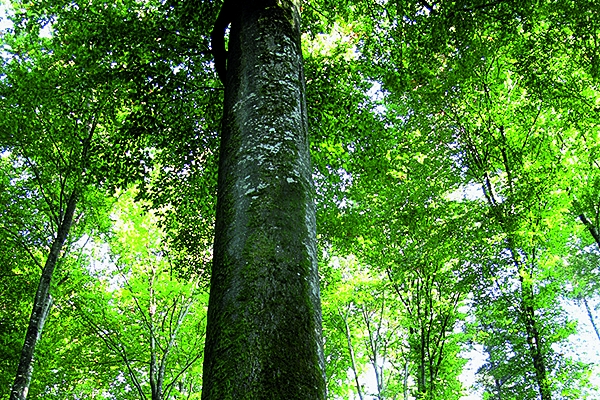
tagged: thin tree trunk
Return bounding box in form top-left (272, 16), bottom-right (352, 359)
top-left (579, 213), bottom-right (600, 249)
top-left (362, 299), bottom-right (387, 399)
top-left (417, 325), bottom-right (427, 399)
top-left (201, 1), bottom-right (325, 399)
top-left (520, 276), bottom-right (552, 400)
top-left (403, 359), bottom-right (409, 400)
top-left (149, 269), bottom-right (162, 400)
top-left (160, 293), bottom-right (195, 399)
top-left (583, 298), bottom-right (600, 343)
top-left (506, 244), bottom-right (552, 400)
top-left (10, 191), bottom-right (78, 400)
top-left (480, 165), bottom-right (553, 400)
top-left (494, 377), bottom-right (503, 400)
top-left (342, 308), bottom-right (364, 400)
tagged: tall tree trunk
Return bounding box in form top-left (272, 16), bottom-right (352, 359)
top-left (579, 213), bottom-right (600, 249)
top-left (583, 298), bottom-right (600, 343)
top-left (480, 162), bottom-right (553, 400)
top-left (10, 192), bottom-right (78, 400)
top-left (201, 1), bottom-right (326, 399)
top-left (507, 243), bottom-right (552, 400)
top-left (149, 268), bottom-right (162, 400)
top-left (493, 377), bottom-right (503, 400)
top-left (417, 325), bottom-right (427, 399)
top-left (341, 308), bottom-right (364, 400)
top-left (403, 359), bottom-right (410, 400)
top-left (520, 275), bottom-right (552, 400)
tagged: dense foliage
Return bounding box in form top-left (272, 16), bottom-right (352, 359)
top-left (1, 0), bottom-right (599, 399)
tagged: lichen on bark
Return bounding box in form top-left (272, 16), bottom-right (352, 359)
top-left (201, 1), bottom-right (325, 399)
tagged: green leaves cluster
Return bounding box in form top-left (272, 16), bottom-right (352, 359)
top-left (2, 0), bottom-right (600, 399)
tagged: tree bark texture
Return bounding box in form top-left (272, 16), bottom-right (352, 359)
top-left (10, 192), bottom-right (77, 400)
top-left (201, 1), bottom-right (326, 399)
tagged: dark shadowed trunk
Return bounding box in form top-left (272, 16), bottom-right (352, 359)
top-left (10, 192), bottom-right (78, 400)
top-left (507, 245), bottom-right (552, 400)
top-left (579, 213), bottom-right (600, 250)
top-left (519, 277), bottom-right (551, 400)
top-left (201, 1), bottom-right (326, 399)
top-left (583, 298), bottom-right (600, 343)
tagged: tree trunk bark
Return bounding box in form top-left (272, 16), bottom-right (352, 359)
top-left (201, 1), bottom-right (326, 399)
top-left (341, 308), bottom-right (364, 400)
top-left (417, 325), bottom-right (427, 399)
top-left (520, 277), bottom-right (552, 400)
top-left (579, 213), bottom-right (600, 249)
top-left (10, 191), bottom-right (78, 400)
top-left (583, 298), bottom-right (600, 343)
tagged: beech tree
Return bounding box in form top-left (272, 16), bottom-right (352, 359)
top-left (2, 0), bottom-right (600, 399)
top-left (201, 1), bottom-right (326, 398)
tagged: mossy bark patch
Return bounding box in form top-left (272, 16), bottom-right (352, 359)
top-left (202, 2), bottom-right (325, 399)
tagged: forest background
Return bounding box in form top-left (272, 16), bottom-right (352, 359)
top-left (1, 0), bottom-right (600, 399)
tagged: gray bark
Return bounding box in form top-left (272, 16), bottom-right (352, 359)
top-left (201, 1), bottom-right (325, 399)
top-left (10, 192), bottom-right (78, 400)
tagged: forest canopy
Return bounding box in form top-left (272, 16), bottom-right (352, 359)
top-left (1, 0), bottom-right (600, 399)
